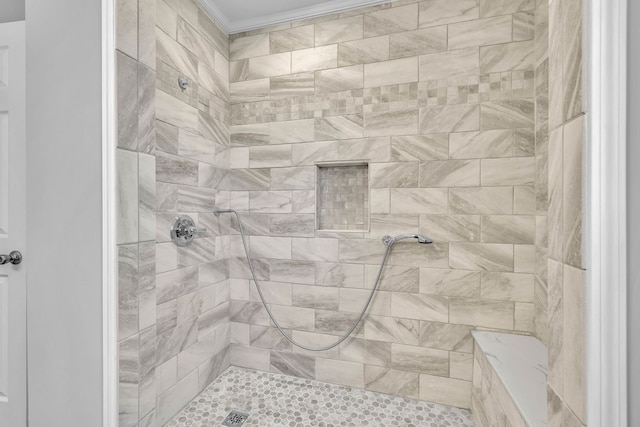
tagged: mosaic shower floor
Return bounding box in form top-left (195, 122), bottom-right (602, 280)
top-left (166, 366), bottom-right (475, 427)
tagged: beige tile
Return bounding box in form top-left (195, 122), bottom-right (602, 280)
top-left (514, 302), bottom-right (535, 332)
top-left (514, 186), bottom-right (536, 214)
top-left (271, 119), bottom-right (315, 144)
top-left (370, 162), bottom-right (419, 188)
top-left (562, 115), bottom-right (584, 267)
top-left (419, 215), bottom-right (481, 243)
top-left (450, 352), bottom-right (473, 380)
top-left (339, 288), bottom-right (390, 316)
top-left (448, 16), bottom-right (512, 50)
top-left (450, 298), bottom-right (514, 329)
top-left (364, 57), bottom-right (419, 88)
top-left (364, 110), bottom-right (419, 137)
top-left (390, 26), bottom-right (447, 59)
top-left (364, 315), bottom-right (420, 345)
top-left (449, 242), bottom-right (514, 272)
top-left (479, 0), bottom-right (535, 17)
top-left (562, 0), bottom-right (583, 121)
top-left (230, 123), bottom-right (270, 147)
top-left (420, 105), bottom-right (480, 134)
top-left (315, 65), bottom-right (364, 93)
top-left (338, 36), bottom-right (390, 66)
top-left (270, 72), bottom-right (315, 99)
top-left (315, 16), bottom-right (364, 46)
top-left (315, 115), bottom-right (364, 140)
top-left (157, 0), bottom-right (177, 39)
top-left (419, 321), bottom-right (474, 352)
top-left (391, 343), bottom-right (449, 375)
top-left (480, 100), bottom-right (534, 130)
top-left (481, 271), bottom-right (534, 302)
top-left (514, 244), bottom-right (535, 273)
top-left (480, 40), bottom-right (534, 73)
top-left (391, 135), bottom-right (449, 161)
top-left (316, 358), bottom-right (364, 388)
top-left (419, 48), bottom-right (480, 80)
top-left (341, 338), bottom-right (392, 367)
top-left (480, 215), bottom-right (535, 244)
top-left (449, 187), bottom-right (513, 215)
top-left (364, 4), bottom-right (419, 37)
top-left (419, 374), bottom-right (471, 408)
top-left (270, 25), bottom-right (314, 54)
top-left (248, 52), bottom-right (291, 79)
top-left (563, 264), bottom-right (585, 423)
top-left (365, 366), bottom-right (419, 398)
top-left (420, 268), bottom-right (481, 298)
top-left (230, 33), bottom-right (269, 60)
top-left (389, 188), bottom-right (448, 214)
top-left (419, 160), bottom-right (480, 187)
top-left (292, 238), bottom-right (339, 262)
top-left (248, 145), bottom-right (292, 168)
top-left (391, 293), bottom-right (449, 322)
top-left (157, 27), bottom-right (197, 79)
top-left (514, 10), bottom-right (536, 42)
top-left (116, 0), bottom-right (138, 58)
top-left (291, 45), bottom-right (338, 73)
top-left (419, 0), bottom-right (479, 28)
top-left (248, 190), bottom-right (292, 213)
top-left (230, 79), bottom-right (270, 104)
top-left (449, 130), bottom-right (514, 159)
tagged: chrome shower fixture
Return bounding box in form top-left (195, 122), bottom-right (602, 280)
top-left (382, 233), bottom-right (433, 247)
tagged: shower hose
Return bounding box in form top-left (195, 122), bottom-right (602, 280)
top-left (215, 208), bottom-right (396, 352)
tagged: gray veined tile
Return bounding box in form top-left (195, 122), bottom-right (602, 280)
top-left (481, 215), bottom-right (535, 244)
top-left (449, 130), bottom-right (514, 159)
top-left (292, 284), bottom-right (339, 311)
top-left (480, 40), bottom-right (534, 73)
top-left (315, 115), bottom-right (364, 140)
top-left (227, 169), bottom-right (271, 191)
top-left (199, 10), bottom-right (229, 59)
top-left (270, 72), bottom-right (315, 99)
top-left (481, 271), bottom-right (535, 303)
top-left (391, 343), bottom-right (449, 376)
top-left (116, 0), bottom-right (137, 59)
top-left (364, 57), bottom-right (418, 88)
top-left (448, 15), bottom-right (512, 50)
top-left (370, 162), bottom-right (419, 188)
top-left (391, 293), bottom-right (449, 322)
top-left (230, 123), bottom-right (270, 147)
top-left (420, 105), bottom-right (480, 134)
top-left (449, 242), bottom-right (514, 272)
top-left (419, 159), bottom-right (480, 187)
top-left (481, 157), bottom-right (536, 185)
top-left (419, 48), bottom-right (480, 80)
top-left (117, 150), bottom-right (139, 245)
top-left (563, 115), bottom-right (584, 268)
top-left (315, 65), bottom-right (364, 94)
top-left (157, 27), bottom-right (198, 80)
top-left (118, 244), bottom-right (139, 340)
top-left (248, 52), bottom-right (291, 80)
top-left (479, 0), bottom-right (535, 18)
top-left (391, 135), bottom-right (449, 162)
top-left (248, 145), bottom-right (292, 168)
top-left (387, 241), bottom-right (449, 268)
top-left (419, 268), bottom-right (481, 298)
top-left (156, 90), bottom-right (198, 134)
top-left (480, 100), bottom-right (534, 130)
top-left (177, 18), bottom-right (216, 69)
top-left (198, 112), bottom-right (228, 146)
top-left (291, 45), bottom-right (338, 73)
top-left (364, 110), bottom-right (419, 137)
top-left (419, 214), bottom-right (481, 243)
top-left (271, 119), bottom-right (315, 144)
top-left (230, 59), bottom-right (249, 83)
top-left (156, 151), bottom-right (198, 186)
top-left (341, 338), bottom-right (392, 367)
top-left (514, 10), bottom-right (535, 42)
top-left (365, 315), bottom-right (420, 345)
top-left (178, 129), bottom-right (215, 163)
top-left (316, 358), bottom-right (364, 389)
top-left (370, 214), bottom-right (420, 241)
top-left (248, 191), bottom-right (292, 214)
top-left (230, 78), bottom-right (270, 104)
top-left (116, 52), bottom-right (138, 151)
top-left (157, 0), bottom-right (177, 39)
top-left (419, 321), bottom-right (474, 352)
top-left (339, 137), bottom-right (391, 163)
top-left (365, 366), bottom-right (419, 398)
top-left (270, 25), bottom-right (314, 54)
top-left (390, 26), bottom-right (447, 59)
top-left (156, 119), bottom-right (179, 155)
top-left (562, 0), bottom-right (583, 122)
top-left (338, 36), bottom-right (390, 67)
top-left (270, 351), bottom-right (315, 379)
top-left (449, 298), bottom-right (514, 329)
top-left (364, 3), bottom-right (419, 37)
top-left (230, 33), bottom-right (269, 60)
top-left (138, 153), bottom-right (156, 242)
top-left (137, 64), bottom-right (155, 153)
top-left (269, 214), bottom-right (315, 237)
top-left (198, 61), bottom-right (228, 101)
top-left (315, 16), bottom-right (363, 46)
top-left (449, 187), bottom-right (513, 215)
top-left (419, 0), bottom-right (479, 28)
top-left (270, 167), bottom-right (315, 190)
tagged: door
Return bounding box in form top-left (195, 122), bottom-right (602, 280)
top-left (0, 20), bottom-right (26, 427)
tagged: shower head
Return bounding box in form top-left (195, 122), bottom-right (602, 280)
top-left (382, 234), bottom-right (433, 246)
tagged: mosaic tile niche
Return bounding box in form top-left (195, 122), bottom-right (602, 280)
top-left (317, 164), bottom-right (369, 231)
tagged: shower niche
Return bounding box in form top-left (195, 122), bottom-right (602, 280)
top-left (316, 162), bottom-right (369, 232)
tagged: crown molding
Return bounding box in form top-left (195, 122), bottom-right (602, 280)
top-left (198, 0), bottom-right (391, 34)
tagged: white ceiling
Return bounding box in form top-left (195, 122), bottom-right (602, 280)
top-left (198, 0), bottom-right (390, 33)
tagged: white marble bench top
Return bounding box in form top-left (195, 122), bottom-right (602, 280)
top-left (472, 331), bottom-right (548, 427)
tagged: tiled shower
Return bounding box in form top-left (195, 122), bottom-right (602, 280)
top-left (115, 0), bottom-right (586, 425)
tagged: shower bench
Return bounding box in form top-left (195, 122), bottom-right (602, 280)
top-left (470, 331), bottom-right (548, 427)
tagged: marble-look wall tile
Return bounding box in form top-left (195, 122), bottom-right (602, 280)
top-left (481, 215), bottom-right (535, 244)
top-left (480, 41), bottom-right (534, 73)
top-left (419, 374), bottom-right (471, 408)
top-left (562, 115), bottom-right (583, 268)
top-left (270, 25), bottom-right (314, 54)
top-left (270, 351), bottom-right (315, 379)
top-left (316, 358), bottom-right (364, 388)
top-left (117, 52), bottom-right (138, 151)
top-left (479, 0), bottom-right (535, 17)
top-left (420, 105), bottom-right (480, 134)
top-left (315, 16), bottom-right (363, 46)
top-left (419, 160), bottom-right (480, 187)
top-left (291, 45), bottom-right (338, 73)
top-left (391, 344), bottom-right (449, 376)
top-left (419, 321), bottom-right (473, 352)
top-left (449, 243), bottom-right (514, 272)
top-left (117, 149), bottom-right (139, 244)
top-left (448, 16), bottom-right (512, 50)
top-left (338, 36), bottom-right (390, 66)
top-left (364, 4), bottom-right (419, 37)
top-left (137, 64), bottom-right (156, 153)
top-left (116, 0), bottom-right (138, 59)
top-left (391, 294), bottom-right (449, 322)
top-left (270, 72), bottom-right (315, 99)
top-left (249, 52), bottom-right (291, 80)
top-left (481, 271), bottom-right (534, 302)
top-left (562, 263), bottom-right (585, 422)
top-left (230, 79), bottom-right (270, 104)
top-left (365, 315), bottom-right (420, 345)
top-left (481, 157), bottom-right (535, 185)
top-left (390, 26), bottom-right (447, 59)
top-left (562, 0), bottom-right (583, 122)
top-left (315, 115), bottom-right (364, 140)
top-left (449, 187), bottom-right (513, 215)
top-left (419, 0), bottom-right (479, 28)
top-left (449, 298), bottom-right (514, 329)
top-left (419, 269), bottom-right (481, 298)
top-left (514, 11), bottom-right (536, 42)
top-left (419, 48), bottom-right (479, 80)
top-left (391, 135), bottom-right (448, 161)
top-left (449, 130), bottom-right (514, 159)
top-left (157, 27), bottom-right (197, 79)
top-left (364, 57), bottom-right (418, 88)
top-left (230, 33), bottom-right (269, 60)
top-left (315, 65), bottom-right (364, 93)
top-left (364, 110), bottom-right (418, 137)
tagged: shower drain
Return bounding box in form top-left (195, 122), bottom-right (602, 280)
top-left (221, 410), bottom-right (249, 426)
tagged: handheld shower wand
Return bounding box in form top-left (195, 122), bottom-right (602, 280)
top-left (382, 233), bottom-right (433, 246)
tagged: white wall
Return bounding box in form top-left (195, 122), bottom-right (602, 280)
top-left (25, 0), bottom-right (104, 425)
top-left (0, 0), bottom-right (25, 23)
top-left (629, 0), bottom-right (640, 423)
